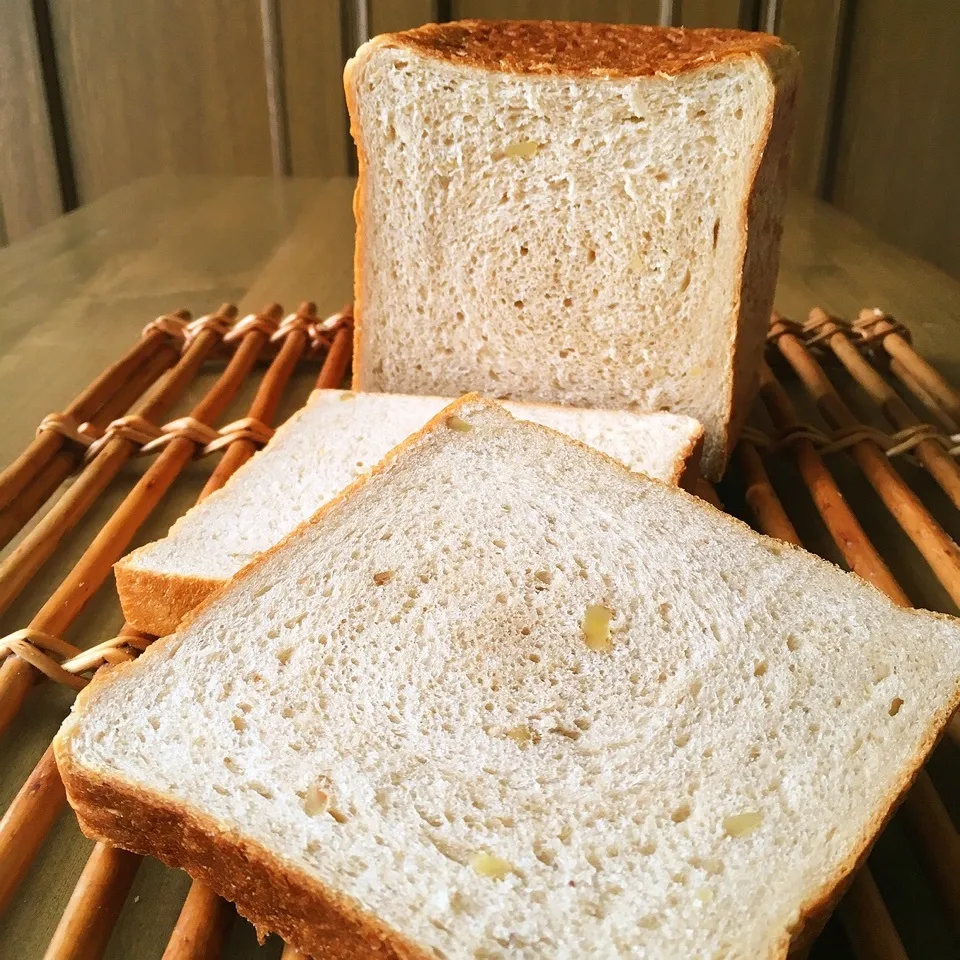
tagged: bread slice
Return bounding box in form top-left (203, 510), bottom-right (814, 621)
top-left (345, 21), bottom-right (799, 479)
top-left (115, 389), bottom-right (702, 637)
top-left (58, 396), bottom-right (960, 959)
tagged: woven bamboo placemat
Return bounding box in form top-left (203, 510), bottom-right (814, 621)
top-left (0, 303), bottom-right (957, 959)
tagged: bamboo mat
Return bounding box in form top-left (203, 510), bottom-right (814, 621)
top-left (0, 303), bottom-right (957, 960)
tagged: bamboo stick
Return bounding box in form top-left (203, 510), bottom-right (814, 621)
top-left (840, 871), bottom-right (909, 960)
top-left (897, 767), bottom-right (960, 936)
top-left (0, 745), bottom-right (63, 914)
top-left (888, 358), bottom-right (960, 435)
top-left (757, 362), bottom-right (909, 604)
top-left (809, 308), bottom-right (960, 510)
top-left (0, 306), bottom-right (267, 743)
top-left (42, 844), bottom-right (141, 960)
top-left (738, 439), bottom-right (799, 543)
top-left (737, 433), bottom-right (908, 960)
top-left (318, 324), bottom-right (353, 390)
top-left (859, 310), bottom-right (960, 423)
top-left (41, 306), bottom-right (320, 958)
top-left (201, 303), bottom-right (315, 497)
top-left (161, 883), bottom-right (232, 960)
top-left (0, 305), bottom-right (238, 621)
top-left (0, 341), bottom-right (181, 549)
top-left (759, 361), bottom-right (960, 920)
top-left (770, 317), bottom-right (960, 609)
top-left (0, 312), bottom-right (188, 511)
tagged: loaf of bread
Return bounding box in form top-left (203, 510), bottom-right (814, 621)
top-left (345, 20), bottom-right (799, 478)
top-left (116, 389), bottom-right (702, 636)
top-left (58, 396), bottom-right (960, 959)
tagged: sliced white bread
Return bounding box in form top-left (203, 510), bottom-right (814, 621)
top-left (345, 20), bottom-right (800, 478)
top-left (115, 389), bottom-right (702, 636)
top-left (59, 396), bottom-right (960, 960)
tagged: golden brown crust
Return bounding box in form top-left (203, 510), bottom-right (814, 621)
top-left (378, 19), bottom-right (787, 79)
top-left (673, 424), bottom-right (705, 491)
top-left (57, 395), bottom-right (960, 959)
top-left (343, 54), bottom-right (370, 389)
top-left (717, 48), bottom-right (800, 478)
top-left (114, 560), bottom-right (223, 637)
top-left (55, 741), bottom-right (430, 959)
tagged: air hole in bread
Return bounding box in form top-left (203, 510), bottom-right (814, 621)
top-left (249, 781), bottom-right (274, 800)
top-left (671, 803), bottom-right (692, 823)
top-left (712, 218), bottom-right (721, 247)
top-left (754, 660), bottom-right (768, 677)
top-left (786, 635), bottom-right (800, 652)
top-left (889, 697), bottom-right (904, 716)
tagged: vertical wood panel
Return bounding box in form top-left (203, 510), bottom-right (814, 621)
top-left (452, 2), bottom-right (660, 24)
top-left (831, 0), bottom-right (960, 278)
top-left (281, 0), bottom-right (349, 176)
top-left (680, 1), bottom-right (743, 28)
top-left (777, 0), bottom-right (846, 196)
top-left (0, 0), bottom-right (62, 242)
top-left (371, 1), bottom-right (438, 36)
top-left (50, 0), bottom-right (274, 202)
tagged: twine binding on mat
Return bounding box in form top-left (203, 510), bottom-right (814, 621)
top-left (272, 305), bottom-right (354, 355)
top-left (0, 628), bottom-right (151, 692)
top-left (853, 308), bottom-right (912, 344)
top-left (767, 309), bottom-right (912, 351)
top-left (84, 413), bottom-right (277, 462)
top-left (741, 421), bottom-right (960, 459)
top-left (222, 312), bottom-right (280, 344)
top-left (141, 313), bottom-right (190, 343)
top-left (36, 413), bottom-right (101, 449)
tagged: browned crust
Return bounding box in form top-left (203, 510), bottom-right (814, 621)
top-left (55, 745), bottom-right (430, 960)
top-left (57, 395), bottom-right (960, 959)
top-left (371, 20), bottom-right (788, 79)
top-left (715, 48), bottom-right (800, 479)
top-left (675, 427), bottom-right (705, 492)
top-left (114, 560), bottom-right (224, 637)
top-left (343, 55), bottom-right (369, 389)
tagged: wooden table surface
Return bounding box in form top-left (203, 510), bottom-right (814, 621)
top-left (1, 176), bottom-right (959, 959)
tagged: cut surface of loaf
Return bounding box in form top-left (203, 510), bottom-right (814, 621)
top-left (59, 397), bottom-right (960, 959)
top-left (116, 389), bottom-right (702, 636)
top-left (345, 20), bottom-right (800, 478)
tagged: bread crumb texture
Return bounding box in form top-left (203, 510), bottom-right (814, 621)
top-left (62, 399), bottom-right (960, 959)
top-left (349, 22), bottom-right (798, 477)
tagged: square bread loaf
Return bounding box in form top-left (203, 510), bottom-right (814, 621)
top-left (115, 390), bottom-right (702, 636)
top-left (345, 21), bottom-right (800, 478)
top-left (59, 397), bottom-right (960, 959)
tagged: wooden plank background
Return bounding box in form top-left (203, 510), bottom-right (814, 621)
top-left (0, 0), bottom-right (62, 243)
top-left (0, 0), bottom-right (957, 278)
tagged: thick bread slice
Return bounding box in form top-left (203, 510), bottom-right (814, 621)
top-left (116, 389), bottom-right (702, 636)
top-left (59, 396), bottom-right (960, 959)
top-left (345, 20), bottom-right (799, 479)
